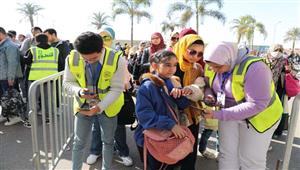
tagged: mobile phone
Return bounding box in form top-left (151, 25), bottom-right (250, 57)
top-left (83, 91), bottom-right (95, 95)
top-left (80, 108), bottom-right (91, 111)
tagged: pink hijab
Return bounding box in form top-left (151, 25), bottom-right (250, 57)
top-left (203, 41), bottom-right (249, 71)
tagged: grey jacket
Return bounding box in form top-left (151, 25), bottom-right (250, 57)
top-left (0, 38), bottom-right (23, 80)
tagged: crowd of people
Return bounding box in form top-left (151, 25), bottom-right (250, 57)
top-left (0, 25), bottom-right (300, 170)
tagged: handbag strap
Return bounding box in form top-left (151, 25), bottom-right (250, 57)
top-left (160, 89), bottom-right (179, 124)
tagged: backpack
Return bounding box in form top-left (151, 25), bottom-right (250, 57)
top-left (0, 88), bottom-right (26, 118)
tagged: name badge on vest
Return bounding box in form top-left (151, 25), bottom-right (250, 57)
top-left (217, 91), bottom-right (225, 108)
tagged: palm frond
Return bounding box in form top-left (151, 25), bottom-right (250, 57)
top-left (167, 2), bottom-right (189, 16)
top-left (180, 10), bottom-right (194, 25)
top-left (205, 10), bottom-right (226, 24)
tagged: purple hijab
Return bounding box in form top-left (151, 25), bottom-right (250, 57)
top-left (203, 42), bottom-right (249, 71)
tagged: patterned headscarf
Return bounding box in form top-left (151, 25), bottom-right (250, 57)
top-left (173, 34), bottom-right (203, 86)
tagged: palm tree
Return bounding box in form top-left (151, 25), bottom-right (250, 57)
top-left (17, 3), bottom-right (44, 28)
top-left (161, 16), bottom-right (183, 35)
top-left (91, 12), bottom-right (110, 30)
top-left (112, 0), bottom-right (152, 46)
top-left (231, 15), bottom-right (267, 48)
top-left (284, 27), bottom-right (300, 52)
top-left (168, 0), bottom-right (225, 33)
top-left (231, 16), bottom-right (250, 43)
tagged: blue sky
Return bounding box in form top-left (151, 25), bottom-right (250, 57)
top-left (1, 0), bottom-right (299, 48)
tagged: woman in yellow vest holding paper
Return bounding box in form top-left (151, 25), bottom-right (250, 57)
top-left (202, 41), bottom-right (282, 170)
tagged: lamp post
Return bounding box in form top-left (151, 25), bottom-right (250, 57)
top-left (273, 21), bottom-right (282, 44)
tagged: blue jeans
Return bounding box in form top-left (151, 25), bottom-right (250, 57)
top-left (72, 112), bottom-right (117, 170)
top-left (198, 128), bottom-right (213, 153)
top-left (0, 80), bottom-right (9, 96)
top-left (90, 115), bottom-right (129, 157)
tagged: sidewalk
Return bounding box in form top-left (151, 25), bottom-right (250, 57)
top-left (1, 121), bottom-right (300, 170)
top-left (0, 97), bottom-right (300, 170)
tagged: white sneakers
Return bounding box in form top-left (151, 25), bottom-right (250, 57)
top-left (119, 156), bottom-right (133, 166)
top-left (86, 154), bottom-right (100, 165)
top-left (201, 150), bottom-right (217, 159)
top-left (86, 154), bottom-right (133, 166)
top-left (4, 116), bottom-right (22, 126)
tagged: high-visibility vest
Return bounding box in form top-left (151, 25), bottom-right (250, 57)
top-left (204, 57), bottom-right (283, 133)
top-left (28, 47), bottom-right (59, 80)
top-left (68, 48), bottom-right (124, 117)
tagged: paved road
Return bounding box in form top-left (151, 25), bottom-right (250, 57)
top-left (0, 97), bottom-right (299, 170)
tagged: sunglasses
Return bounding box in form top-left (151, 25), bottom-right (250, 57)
top-left (102, 35), bottom-right (112, 41)
top-left (171, 37), bottom-right (179, 41)
top-left (187, 49), bottom-right (203, 58)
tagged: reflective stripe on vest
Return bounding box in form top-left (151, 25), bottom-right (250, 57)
top-left (28, 47), bottom-right (59, 80)
top-left (68, 48), bottom-right (124, 117)
top-left (204, 57), bottom-right (283, 133)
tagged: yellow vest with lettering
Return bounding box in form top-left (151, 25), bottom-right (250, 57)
top-left (28, 47), bottom-right (59, 80)
top-left (68, 48), bottom-right (124, 117)
top-left (204, 57), bottom-right (283, 133)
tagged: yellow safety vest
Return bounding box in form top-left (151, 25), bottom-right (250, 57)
top-left (28, 47), bottom-right (59, 80)
top-left (68, 48), bottom-right (124, 117)
top-left (204, 57), bottom-right (283, 133)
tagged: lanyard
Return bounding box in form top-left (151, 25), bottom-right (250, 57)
top-left (220, 72), bottom-right (232, 91)
top-left (86, 62), bottom-right (102, 92)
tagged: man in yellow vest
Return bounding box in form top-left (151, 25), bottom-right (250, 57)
top-left (86, 27), bottom-right (133, 167)
top-left (24, 33), bottom-right (59, 124)
top-left (63, 32), bottom-right (126, 170)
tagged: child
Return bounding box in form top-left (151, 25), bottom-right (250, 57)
top-left (134, 50), bottom-right (193, 170)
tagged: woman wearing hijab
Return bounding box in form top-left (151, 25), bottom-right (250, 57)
top-left (167, 31), bottom-right (179, 51)
top-left (202, 41), bottom-right (282, 170)
top-left (265, 44), bottom-right (287, 138)
top-left (140, 32), bottom-right (166, 74)
top-left (172, 34), bottom-right (205, 170)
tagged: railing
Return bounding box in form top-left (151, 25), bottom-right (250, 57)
top-left (29, 71), bottom-right (74, 170)
top-left (282, 94), bottom-right (300, 170)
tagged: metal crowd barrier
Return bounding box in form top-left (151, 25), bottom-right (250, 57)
top-left (282, 93), bottom-right (300, 170)
top-left (29, 71), bottom-right (74, 170)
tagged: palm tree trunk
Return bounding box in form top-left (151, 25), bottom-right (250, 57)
top-left (237, 34), bottom-right (241, 43)
top-left (292, 39), bottom-right (295, 52)
top-left (195, 0), bottom-right (199, 33)
top-left (131, 14), bottom-right (134, 47)
top-left (29, 16), bottom-right (34, 28)
top-left (251, 35), bottom-right (254, 50)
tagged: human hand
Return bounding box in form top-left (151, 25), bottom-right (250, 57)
top-left (79, 105), bottom-right (101, 116)
top-left (171, 125), bottom-right (187, 139)
top-left (79, 88), bottom-right (97, 99)
top-left (170, 88), bottom-right (183, 98)
top-left (181, 87), bottom-right (193, 96)
top-left (204, 95), bottom-right (216, 106)
top-left (203, 109), bottom-right (214, 119)
top-left (8, 80), bottom-right (14, 87)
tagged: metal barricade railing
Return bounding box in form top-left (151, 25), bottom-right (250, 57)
top-left (29, 71), bottom-right (75, 170)
top-left (282, 94), bottom-right (300, 170)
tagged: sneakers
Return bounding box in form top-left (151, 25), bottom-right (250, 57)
top-left (119, 156), bottom-right (133, 166)
top-left (86, 154), bottom-right (100, 165)
top-left (201, 150), bottom-right (217, 159)
top-left (23, 120), bottom-right (32, 128)
top-left (4, 116), bottom-right (22, 126)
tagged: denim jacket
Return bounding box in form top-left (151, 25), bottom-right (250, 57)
top-left (0, 38), bottom-right (23, 80)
